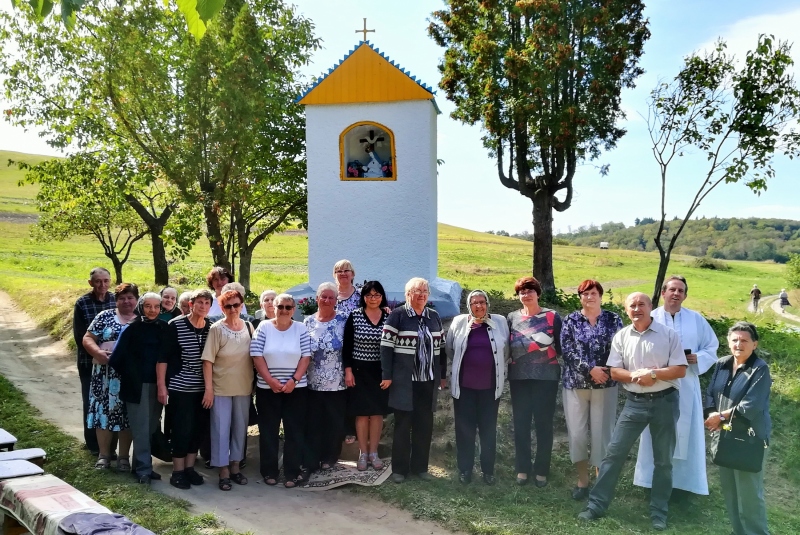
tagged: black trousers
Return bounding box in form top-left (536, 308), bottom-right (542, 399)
top-left (391, 380), bottom-right (435, 476)
top-left (510, 379), bottom-right (558, 477)
top-left (453, 387), bottom-right (500, 475)
top-left (79, 363), bottom-right (99, 453)
top-left (256, 387), bottom-right (308, 480)
top-left (306, 390), bottom-right (346, 469)
top-left (168, 390), bottom-right (209, 459)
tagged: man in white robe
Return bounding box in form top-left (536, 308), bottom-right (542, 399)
top-left (634, 276), bottom-right (719, 496)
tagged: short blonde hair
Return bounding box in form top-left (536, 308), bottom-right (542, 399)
top-left (316, 281), bottom-right (338, 298)
top-left (275, 293), bottom-right (295, 306)
top-left (333, 259), bottom-right (355, 278)
top-left (222, 282), bottom-right (246, 298)
top-left (404, 277), bottom-right (429, 306)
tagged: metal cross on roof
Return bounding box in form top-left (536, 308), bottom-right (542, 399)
top-left (355, 18), bottom-right (375, 42)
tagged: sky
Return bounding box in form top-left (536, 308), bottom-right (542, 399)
top-left (2, 0), bottom-right (800, 234)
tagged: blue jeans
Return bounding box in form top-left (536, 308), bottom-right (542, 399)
top-left (587, 389), bottom-right (679, 522)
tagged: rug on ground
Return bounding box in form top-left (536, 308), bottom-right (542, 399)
top-left (299, 459), bottom-right (392, 491)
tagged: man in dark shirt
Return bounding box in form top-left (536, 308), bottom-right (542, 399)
top-left (73, 267), bottom-right (115, 454)
top-left (750, 285), bottom-right (761, 312)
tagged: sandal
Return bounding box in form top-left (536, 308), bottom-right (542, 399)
top-left (94, 456), bottom-right (110, 470)
top-left (218, 478), bottom-right (232, 491)
top-left (368, 452), bottom-right (384, 470)
top-left (230, 472), bottom-right (248, 485)
top-left (263, 476), bottom-right (278, 486)
top-left (116, 457), bottom-right (131, 473)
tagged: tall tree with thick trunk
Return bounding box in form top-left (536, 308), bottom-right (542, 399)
top-left (645, 37), bottom-right (800, 307)
top-left (429, 0), bottom-right (649, 291)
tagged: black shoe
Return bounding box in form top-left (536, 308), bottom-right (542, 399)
top-left (459, 471), bottom-right (472, 484)
top-left (482, 474), bottom-right (496, 486)
top-left (516, 475), bottom-right (529, 486)
top-left (571, 486), bottom-right (590, 500)
top-left (577, 508), bottom-right (602, 522)
top-left (391, 473), bottom-right (405, 484)
top-left (652, 518), bottom-right (667, 531)
top-left (185, 467), bottom-right (204, 486)
top-left (534, 477), bottom-right (548, 488)
top-left (149, 471), bottom-right (162, 481)
top-left (204, 459), bottom-right (212, 469)
top-left (169, 472), bottom-right (190, 490)
top-left (137, 475), bottom-right (151, 485)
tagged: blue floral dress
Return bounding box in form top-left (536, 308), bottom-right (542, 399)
top-left (86, 310), bottom-right (130, 431)
top-left (304, 313), bottom-right (347, 391)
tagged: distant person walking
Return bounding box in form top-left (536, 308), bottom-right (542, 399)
top-left (73, 267), bottom-right (116, 455)
top-left (779, 289), bottom-right (791, 313)
top-left (750, 285), bottom-right (761, 312)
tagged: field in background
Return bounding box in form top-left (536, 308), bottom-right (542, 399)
top-left (0, 150), bottom-right (49, 214)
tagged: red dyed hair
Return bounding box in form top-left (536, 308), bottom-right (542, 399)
top-left (218, 289), bottom-right (243, 306)
top-left (514, 276), bottom-right (542, 297)
top-left (577, 279), bottom-right (604, 297)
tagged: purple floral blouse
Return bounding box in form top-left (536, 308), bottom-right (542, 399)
top-left (560, 310), bottom-right (623, 389)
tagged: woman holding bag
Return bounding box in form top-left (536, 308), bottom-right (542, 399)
top-left (704, 321), bottom-right (772, 535)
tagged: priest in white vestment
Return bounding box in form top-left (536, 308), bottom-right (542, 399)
top-left (634, 276), bottom-right (719, 496)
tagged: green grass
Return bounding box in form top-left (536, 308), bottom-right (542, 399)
top-left (0, 375), bottom-right (238, 535)
top-left (0, 150), bottom-right (50, 214)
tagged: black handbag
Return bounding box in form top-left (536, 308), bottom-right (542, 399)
top-left (150, 430), bottom-right (172, 462)
top-left (710, 394), bottom-right (766, 473)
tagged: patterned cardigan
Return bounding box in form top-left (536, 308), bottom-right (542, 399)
top-left (380, 304), bottom-right (445, 412)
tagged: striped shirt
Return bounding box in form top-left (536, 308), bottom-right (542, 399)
top-left (342, 308), bottom-right (387, 367)
top-left (381, 305), bottom-right (442, 382)
top-left (73, 292), bottom-right (116, 366)
top-left (250, 320), bottom-right (311, 389)
top-left (159, 316), bottom-right (210, 393)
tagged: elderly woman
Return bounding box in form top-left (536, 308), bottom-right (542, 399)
top-left (109, 292), bottom-right (169, 484)
top-left (334, 259), bottom-right (360, 316)
top-left (560, 280), bottom-right (623, 499)
top-left (381, 277), bottom-right (446, 483)
top-left (83, 282), bottom-right (139, 471)
top-left (157, 289), bottom-right (213, 490)
top-left (779, 289), bottom-right (791, 313)
top-left (507, 276), bottom-right (563, 487)
top-left (206, 266), bottom-right (248, 318)
top-left (158, 287), bottom-right (181, 323)
top-left (304, 282), bottom-right (348, 471)
top-left (250, 293), bottom-right (311, 488)
top-left (343, 281), bottom-right (390, 471)
top-left (445, 290), bottom-right (509, 485)
top-left (178, 291), bottom-right (192, 316)
top-left (704, 322), bottom-right (772, 535)
top-left (202, 289), bottom-right (254, 491)
top-left (253, 289), bottom-right (277, 325)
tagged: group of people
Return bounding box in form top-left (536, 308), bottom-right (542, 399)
top-left (73, 266), bottom-right (772, 535)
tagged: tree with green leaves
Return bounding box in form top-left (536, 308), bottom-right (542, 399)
top-left (645, 36), bottom-right (800, 306)
top-left (1, 0), bottom-right (317, 289)
top-left (429, 0), bottom-right (649, 292)
top-left (16, 154), bottom-right (147, 283)
top-left (787, 253), bottom-right (800, 289)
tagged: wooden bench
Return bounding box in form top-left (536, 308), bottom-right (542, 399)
top-left (0, 450), bottom-right (47, 468)
top-left (0, 472), bottom-right (110, 535)
top-left (0, 430), bottom-right (16, 452)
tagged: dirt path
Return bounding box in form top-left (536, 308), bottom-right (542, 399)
top-left (0, 291), bottom-right (457, 535)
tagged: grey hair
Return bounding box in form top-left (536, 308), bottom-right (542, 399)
top-left (316, 281), bottom-right (338, 297)
top-left (260, 289), bottom-right (277, 303)
top-left (222, 282), bottom-right (246, 298)
top-left (191, 289), bottom-right (214, 303)
top-left (178, 291), bottom-right (192, 305)
top-left (728, 321), bottom-right (759, 342)
top-left (89, 267), bottom-right (111, 279)
top-left (404, 277), bottom-right (429, 306)
top-left (141, 292), bottom-right (162, 303)
top-left (275, 293), bottom-right (295, 306)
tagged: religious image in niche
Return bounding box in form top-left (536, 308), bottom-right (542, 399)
top-left (343, 123), bottom-right (393, 179)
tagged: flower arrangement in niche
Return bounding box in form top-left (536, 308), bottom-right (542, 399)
top-left (297, 297), bottom-right (318, 315)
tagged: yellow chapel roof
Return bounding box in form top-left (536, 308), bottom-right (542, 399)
top-left (297, 41), bottom-right (440, 112)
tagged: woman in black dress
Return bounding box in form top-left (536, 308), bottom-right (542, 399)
top-left (343, 280), bottom-right (390, 471)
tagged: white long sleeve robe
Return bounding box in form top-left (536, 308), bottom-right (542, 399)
top-left (633, 306), bottom-right (719, 495)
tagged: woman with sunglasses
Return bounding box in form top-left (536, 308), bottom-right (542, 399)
top-left (201, 289), bottom-right (254, 491)
top-left (250, 293), bottom-right (312, 488)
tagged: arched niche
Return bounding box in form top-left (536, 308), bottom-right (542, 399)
top-left (339, 122), bottom-right (396, 181)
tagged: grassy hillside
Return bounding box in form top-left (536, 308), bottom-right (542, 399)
top-left (0, 149), bottom-right (51, 214)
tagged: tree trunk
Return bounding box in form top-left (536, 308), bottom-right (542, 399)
top-left (150, 226), bottom-right (169, 286)
top-left (203, 201), bottom-right (231, 271)
top-left (108, 255), bottom-right (124, 284)
top-left (531, 190), bottom-right (555, 293)
top-left (652, 247), bottom-right (671, 307)
top-left (238, 246), bottom-right (253, 292)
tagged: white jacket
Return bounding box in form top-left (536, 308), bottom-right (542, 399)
top-left (445, 313), bottom-right (509, 400)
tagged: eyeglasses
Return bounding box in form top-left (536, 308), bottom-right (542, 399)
top-left (223, 303), bottom-right (242, 310)
top-left (365, 293), bottom-right (383, 299)
top-left (470, 300), bottom-right (487, 306)
top-left (276, 305), bottom-right (295, 311)
top-left (518, 290), bottom-right (537, 297)
top-left (411, 289), bottom-right (429, 295)
top-left (334, 269), bottom-right (352, 274)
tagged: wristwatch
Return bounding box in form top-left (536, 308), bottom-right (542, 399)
top-left (650, 370), bottom-right (657, 380)
top-left (719, 413), bottom-right (727, 422)
top-left (291, 376), bottom-right (300, 384)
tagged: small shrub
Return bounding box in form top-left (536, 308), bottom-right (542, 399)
top-left (690, 256), bottom-right (730, 271)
